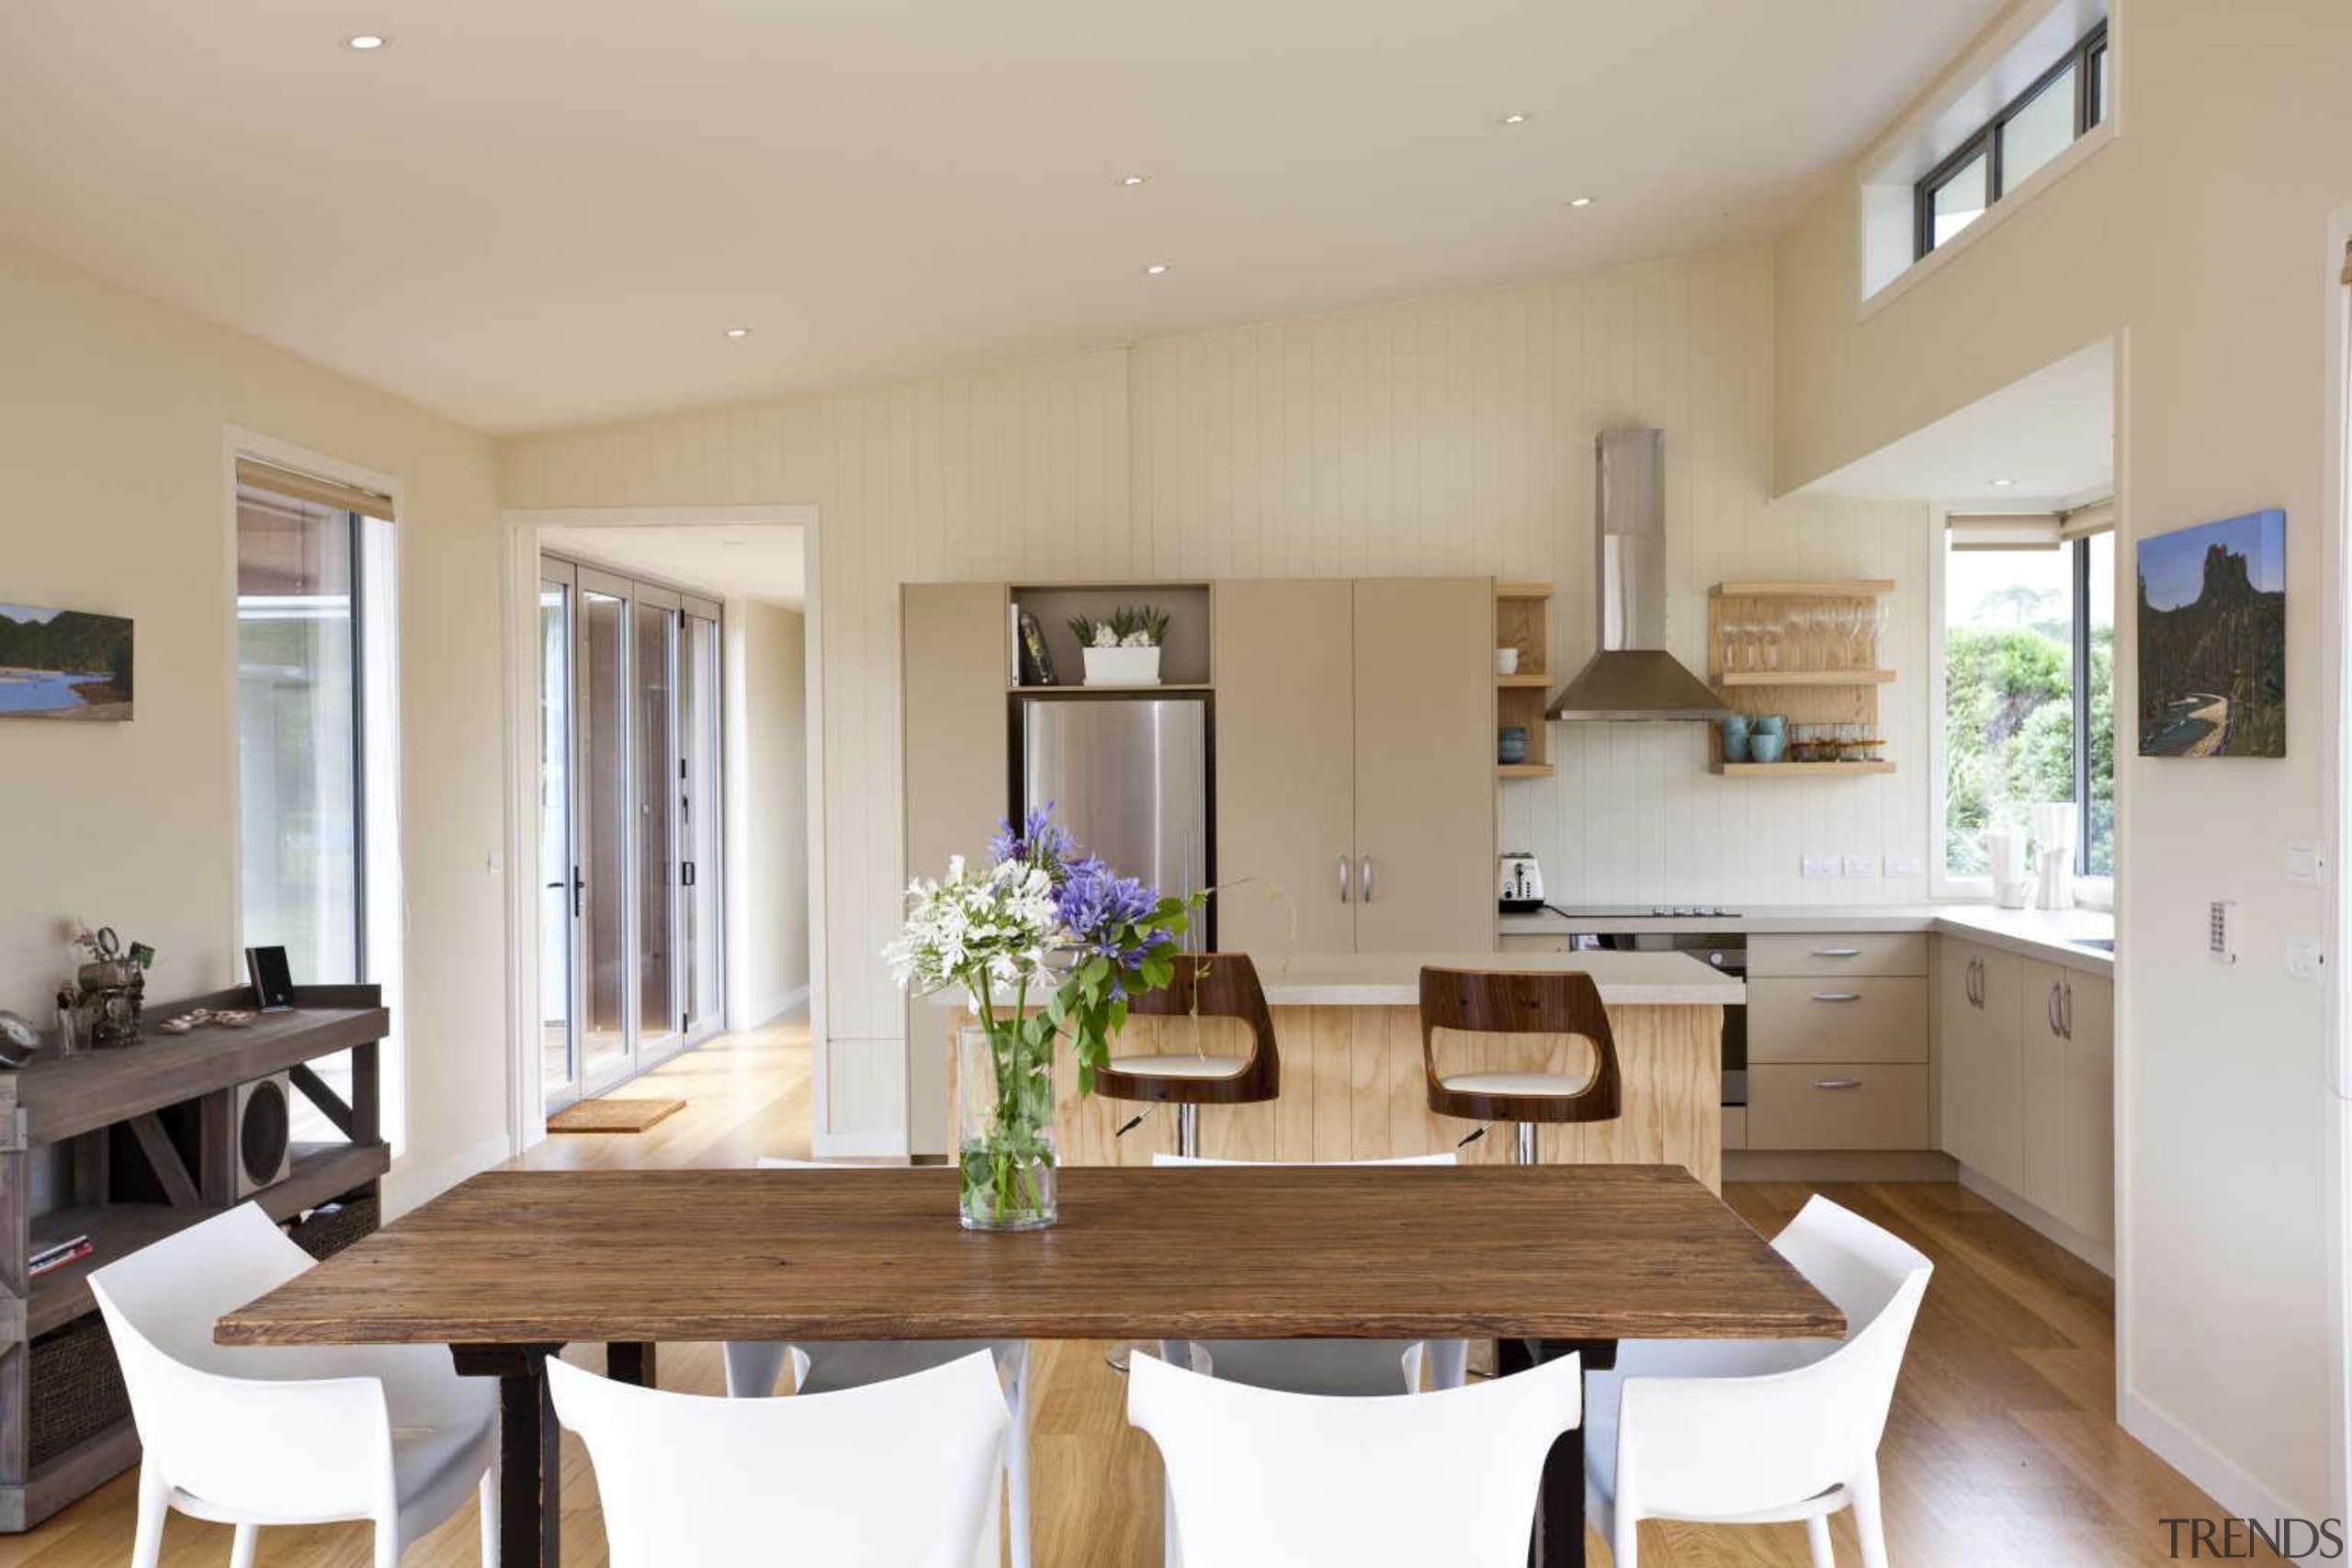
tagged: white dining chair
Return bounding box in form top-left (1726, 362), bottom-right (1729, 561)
top-left (549, 1348), bottom-right (1009, 1568)
top-left (89, 1203), bottom-right (497, 1568)
top-left (724, 1157), bottom-right (1035, 1568)
top-left (1583, 1194), bottom-right (1934, 1568)
top-left (1129, 1344), bottom-right (1582, 1568)
top-left (1151, 1152), bottom-right (1469, 1394)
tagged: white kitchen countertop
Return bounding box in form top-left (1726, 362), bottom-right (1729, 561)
top-left (1498, 903), bottom-right (2114, 976)
top-left (938, 949), bottom-right (1745, 1010)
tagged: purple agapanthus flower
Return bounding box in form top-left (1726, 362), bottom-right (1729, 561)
top-left (1054, 860), bottom-right (1174, 996)
top-left (989, 803), bottom-right (1094, 880)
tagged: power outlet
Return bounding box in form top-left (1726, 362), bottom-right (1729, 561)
top-left (1802, 854), bottom-right (1839, 881)
top-left (2288, 935), bottom-right (2327, 983)
top-left (1843, 854), bottom-right (1883, 879)
top-left (1885, 852), bottom-right (1923, 879)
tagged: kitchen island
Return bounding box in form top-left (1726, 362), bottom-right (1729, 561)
top-left (944, 950), bottom-right (1739, 1190)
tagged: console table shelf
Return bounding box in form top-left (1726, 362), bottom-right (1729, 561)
top-left (0, 984), bottom-right (390, 1531)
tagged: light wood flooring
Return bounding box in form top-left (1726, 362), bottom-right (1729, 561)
top-left (3, 1013), bottom-right (2275, 1565)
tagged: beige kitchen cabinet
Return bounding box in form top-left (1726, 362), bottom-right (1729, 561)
top-left (1742, 934), bottom-right (1929, 1150)
top-left (1747, 1064), bottom-right (1932, 1150)
top-left (1215, 577), bottom-right (1496, 955)
top-left (1935, 937), bottom-right (2025, 1191)
top-left (1213, 580), bottom-right (1360, 953)
top-left (2021, 961), bottom-right (2113, 1243)
top-left (1747, 977), bottom-right (1928, 1064)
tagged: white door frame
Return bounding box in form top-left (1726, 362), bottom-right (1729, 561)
top-left (499, 505), bottom-right (823, 1154)
top-left (2322, 202), bottom-right (2352, 1540)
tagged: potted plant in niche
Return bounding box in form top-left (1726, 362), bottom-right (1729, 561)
top-left (887, 807), bottom-right (1201, 1230)
top-left (1068, 604), bottom-right (1170, 686)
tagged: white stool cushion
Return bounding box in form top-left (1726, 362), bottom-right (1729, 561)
top-left (1439, 1068), bottom-right (1598, 1097)
top-left (1109, 1053), bottom-right (1251, 1079)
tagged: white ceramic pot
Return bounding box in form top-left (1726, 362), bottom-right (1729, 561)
top-left (1081, 646), bottom-right (1162, 686)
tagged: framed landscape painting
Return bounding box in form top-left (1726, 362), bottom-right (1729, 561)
top-left (2136, 509), bottom-right (2283, 757)
top-left (0, 602), bottom-right (134, 720)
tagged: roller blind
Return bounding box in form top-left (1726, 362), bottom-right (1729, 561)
top-left (233, 457), bottom-right (395, 521)
top-left (1947, 499), bottom-right (2111, 550)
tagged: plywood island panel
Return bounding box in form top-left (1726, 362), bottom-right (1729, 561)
top-left (944, 952), bottom-right (1730, 1190)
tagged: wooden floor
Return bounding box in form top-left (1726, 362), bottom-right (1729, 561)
top-left (5, 1013), bottom-right (2273, 1566)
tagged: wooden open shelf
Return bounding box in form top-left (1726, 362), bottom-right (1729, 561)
top-left (1713, 761), bottom-right (1897, 778)
top-left (1710, 580), bottom-right (1896, 598)
top-left (1715, 670), bottom-right (1895, 687)
top-left (1494, 582), bottom-right (1553, 778)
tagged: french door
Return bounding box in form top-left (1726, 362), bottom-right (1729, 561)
top-left (540, 558), bottom-right (725, 1110)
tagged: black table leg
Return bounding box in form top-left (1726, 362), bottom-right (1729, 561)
top-left (1499, 1337), bottom-right (1618, 1568)
top-left (452, 1343), bottom-right (563, 1568)
top-left (607, 1341), bottom-right (658, 1387)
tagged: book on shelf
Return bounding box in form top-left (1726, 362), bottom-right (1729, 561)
top-left (29, 1239), bottom-right (93, 1279)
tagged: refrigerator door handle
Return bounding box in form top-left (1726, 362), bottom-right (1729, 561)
top-left (1338, 854), bottom-right (1351, 904)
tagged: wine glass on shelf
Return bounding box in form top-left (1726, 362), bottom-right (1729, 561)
top-left (1870, 600), bottom-right (1893, 671)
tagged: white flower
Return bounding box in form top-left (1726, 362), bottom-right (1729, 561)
top-left (1091, 623), bottom-right (1119, 648)
top-left (1119, 629), bottom-right (1154, 648)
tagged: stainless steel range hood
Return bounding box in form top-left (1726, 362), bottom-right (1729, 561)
top-left (1545, 429), bottom-right (1730, 723)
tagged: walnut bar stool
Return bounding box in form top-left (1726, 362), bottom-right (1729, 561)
top-left (1419, 966), bottom-right (1623, 1165)
top-left (1100, 952), bottom-right (1280, 1159)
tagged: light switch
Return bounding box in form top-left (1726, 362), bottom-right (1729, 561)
top-left (2288, 842), bottom-right (2326, 886)
top-left (2288, 935), bottom-right (2327, 982)
top-left (1802, 854), bottom-right (1838, 881)
top-left (1885, 852), bottom-right (1923, 878)
top-left (1843, 854), bottom-right (1882, 879)
top-left (486, 850), bottom-right (504, 875)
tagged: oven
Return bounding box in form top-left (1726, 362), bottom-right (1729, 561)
top-left (1569, 931), bottom-right (1747, 1107)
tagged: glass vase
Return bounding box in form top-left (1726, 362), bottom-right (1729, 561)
top-left (956, 1019), bottom-right (1058, 1231)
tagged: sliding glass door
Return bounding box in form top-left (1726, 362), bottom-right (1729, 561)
top-left (540, 557), bottom-right (726, 1111)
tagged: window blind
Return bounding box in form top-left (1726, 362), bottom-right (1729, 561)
top-left (1947, 513), bottom-right (2062, 551)
top-left (233, 457), bottom-right (394, 521)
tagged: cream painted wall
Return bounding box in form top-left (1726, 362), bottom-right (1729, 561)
top-left (727, 599), bottom-right (809, 1023)
top-left (499, 247), bottom-right (1934, 1151)
top-left (1773, 0), bottom-right (2350, 1523)
top-left (0, 237), bottom-right (511, 1210)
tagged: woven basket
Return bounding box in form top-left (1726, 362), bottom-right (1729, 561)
top-left (289, 1195), bottom-right (380, 1262)
top-left (28, 1312), bottom-right (130, 1470)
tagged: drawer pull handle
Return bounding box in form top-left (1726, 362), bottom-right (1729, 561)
top-left (1811, 947), bottom-right (1863, 958)
top-left (1810, 991), bottom-right (1863, 1003)
top-left (1814, 1077), bottom-right (1863, 1090)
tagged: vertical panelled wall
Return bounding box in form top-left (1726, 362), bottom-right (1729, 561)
top-left (496, 247), bottom-right (1931, 1149)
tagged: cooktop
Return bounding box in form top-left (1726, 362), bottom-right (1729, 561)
top-left (1543, 904), bottom-right (1743, 919)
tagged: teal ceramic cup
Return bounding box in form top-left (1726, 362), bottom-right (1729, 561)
top-left (1719, 716), bottom-right (1751, 762)
top-left (1747, 732), bottom-right (1785, 763)
top-left (1751, 714), bottom-right (1785, 736)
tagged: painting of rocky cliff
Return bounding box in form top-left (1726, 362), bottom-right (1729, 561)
top-left (2136, 509), bottom-right (2284, 757)
top-left (0, 603), bottom-right (134, 720)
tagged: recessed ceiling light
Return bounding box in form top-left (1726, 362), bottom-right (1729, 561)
top-left (1989, 477), bottom-right (2017, 488)
top-left (1119, 174), bottom-right (1150, 187)
top-left (1144, 264), bottom-right (1170, 276)
top-left (1498, 112), bottom-right (1532, 126)
top-left (1567, 196), bottom-right (1594, 209)
top-left (724, 326), bottom-right (752, 339)
top-left (345, 34), bottom-right (389, 50)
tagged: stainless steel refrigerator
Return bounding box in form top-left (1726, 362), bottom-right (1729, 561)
top-left (1015, 694), bottom-right (1214, 950)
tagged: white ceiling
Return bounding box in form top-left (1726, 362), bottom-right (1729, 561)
top-left (0, 0), bottom-right (2007, 434)
top-left (540, 524), bottom-right (805, 607)
top-left (1798, 337), bottom-right (2114, 509)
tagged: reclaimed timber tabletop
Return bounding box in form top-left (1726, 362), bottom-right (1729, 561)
top-left (217, 1164), bottom-right (1842, 1348)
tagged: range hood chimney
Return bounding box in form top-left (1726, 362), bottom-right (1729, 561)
top-left (1544, 429), bottom-right (1730, 723)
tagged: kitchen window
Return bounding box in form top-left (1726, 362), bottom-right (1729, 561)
top-left (1940, 513), bottom-right (2114, 888)
top-left (1915, 20), bottom-right (2107, 260)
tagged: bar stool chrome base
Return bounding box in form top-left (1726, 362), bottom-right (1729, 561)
top-left (1514, 1122), bottom-right (1538, 1166)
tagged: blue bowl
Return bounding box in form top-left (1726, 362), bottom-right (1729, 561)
top-left (1747, 733), bottom-right (1785, 763)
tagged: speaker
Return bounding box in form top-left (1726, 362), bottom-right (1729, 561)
top-left (234, 1074), bottom-right (293, 1197)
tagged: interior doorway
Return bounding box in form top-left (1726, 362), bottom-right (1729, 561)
top-left (504, 508), bottom-right (820, 1136)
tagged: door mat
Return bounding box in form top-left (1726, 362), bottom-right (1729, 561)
top-left (548, 1098), bottom-right (686, 1134)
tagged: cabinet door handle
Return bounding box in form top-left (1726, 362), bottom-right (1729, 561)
top-left (1969, 958), bottom-right (1984, 1009)
top-left (1814, 1077), bottom-right (1863, 1090)
top-left (1812, 946), bottom-right (1863, 958)
top-left (1810, 991), bottom-right (1863, 1003)
top-left (1337, 855), bottom-right (1351, 904)
top-left (2061, 980), bottom-right (2075, 1040)
top-left (2047, 980), bottom-right (2064, 1037)
top-left (1360, 856), bottom-right (1374, 903)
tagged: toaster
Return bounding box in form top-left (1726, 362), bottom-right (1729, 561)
top-left (1498, 852), bottom-right (1545, 914)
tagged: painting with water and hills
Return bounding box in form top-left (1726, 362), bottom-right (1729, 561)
top-left (0, 602), bottom-right (134, 720)
top-left (2136, 510), bottom-right (2283, 757)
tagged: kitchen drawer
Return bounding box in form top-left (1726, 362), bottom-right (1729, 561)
top-left (1498, 934), bottom-right (1575, 953)
top-left (1747, 976), bottom-right (1928, 1064)
top-left (1722, 1106), bottom-right (1748, 1150)
top-left (1749, 932), bottom-right (1928, 978)
top-left (1747, 1064), bottom-right (1932, 1150)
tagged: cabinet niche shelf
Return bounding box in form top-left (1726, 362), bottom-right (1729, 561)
top-left (1493, 581), bottom-right (1554, 779)
top-left (1706, 579), bottom-right (1897, 781)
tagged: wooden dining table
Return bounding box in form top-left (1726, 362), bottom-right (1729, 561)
top-left (217, 1164), bottom-right (1841, 1568)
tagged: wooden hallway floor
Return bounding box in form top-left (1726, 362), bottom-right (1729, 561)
top-left (1, 1016), bottom-right (2274, 1565)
